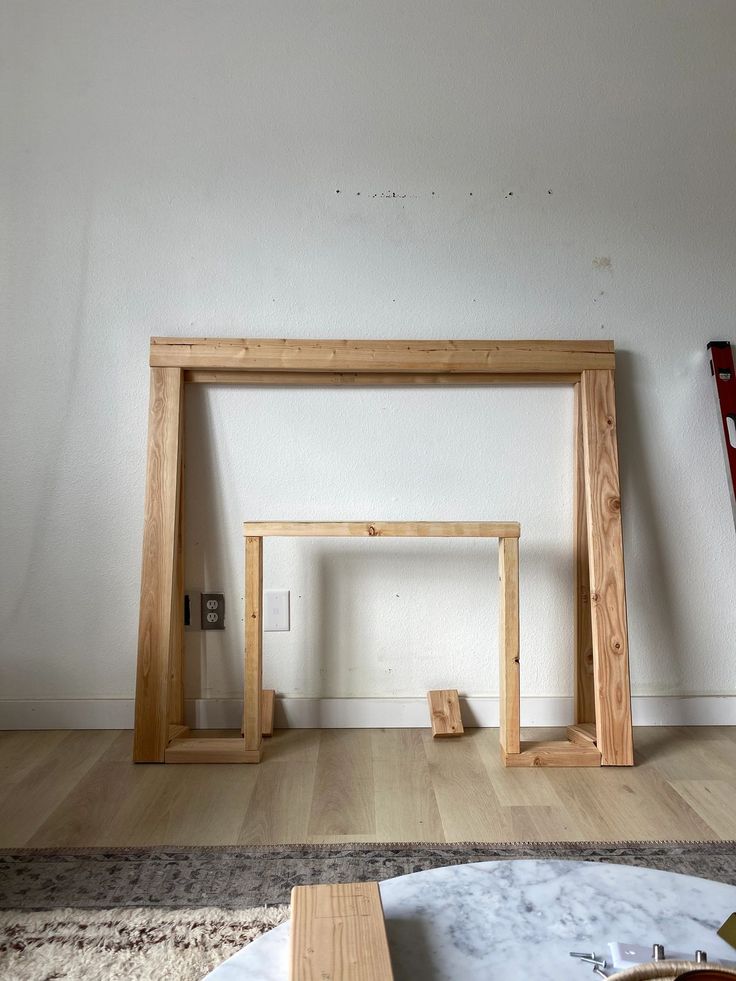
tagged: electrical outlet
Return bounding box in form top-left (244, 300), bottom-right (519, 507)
top-left (201, 593), bottom-right (225, 630)
top-left (264, 590), bottom-right (290, 631)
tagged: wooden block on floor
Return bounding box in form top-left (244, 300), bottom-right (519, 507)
top-left (164, 737), bottom-right (262, 764)
top-left (290, 882), bottom-right (394, 981)
top-left (502, 740), bottom-right (601, 767)
top-left (262, 689), bottom-right (275, 737)
top-left (427, 689), bottom-right (464, 737)
top-left (566, 723), bottom-right (597, 748)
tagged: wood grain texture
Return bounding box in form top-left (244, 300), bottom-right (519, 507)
top-left (151, 337), bottom-right (615, 374)
top-left (499, 537), bottom-right (521, 756)
top-left (581, 370), bottom-right (634, 766)
top-left (574, 382), bottom-right (596, 725)
top-left (133, 367), bottom-right (183, 762)
top-left (427, 690), bottom-right (464, 737)
top-left (244, 536), bottom-right (264, 756)
top-left (164, 737), bottom-right (261, 763)
top-left (185, 370), bottom-right (580, 386)
top-left (3, 728), bottom-right (736, 846)
top-left (502, 741), bottom-right (602, 767)
top-left (244, 521), bottom-right (520, 538)
top-left (290, 882), bottom-right (394, 981)
top-left (308, 731), bottom-right (375, 837)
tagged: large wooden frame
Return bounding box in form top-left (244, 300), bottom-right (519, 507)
top-left (134, 339), bottom-right (634, 766)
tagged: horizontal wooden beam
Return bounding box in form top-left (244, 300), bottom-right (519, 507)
top-left (152, 338), bottom-right (615, 374)
top-left (164, 737), bottom-right (262, 763)
top-left (502, 740), bottom-right (601, 767)
top-left (185, 370), bottom-right (580, 386)
top-left (243, 521), bottom-right (521, 538)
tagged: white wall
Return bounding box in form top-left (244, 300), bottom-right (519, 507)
top-left (2, 0), bottom-right (736, 725)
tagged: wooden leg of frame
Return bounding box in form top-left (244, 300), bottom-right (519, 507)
top-left (167, 399), bottom-right (186, 729)
top-left (244, 535), bottom-right (263, 760)
top-left (581, 369), bottom-right (634, 766)
top-left (574, 382), bottom-right (596, 728)
top-left (499, 537), bottom-right (520, 756)
top-left (133, 367), bottom-right (184, 762)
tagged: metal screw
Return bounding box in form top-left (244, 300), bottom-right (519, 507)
top-left (570, 952), bottom-right (607, 966)
top-left (652, 944), bottom-right (665, 961)
top-left (592, 968), bottom-right (609, 979)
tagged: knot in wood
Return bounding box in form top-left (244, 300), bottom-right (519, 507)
top-left (608, 496), bottom-right (621, 513)
top-left (606, 415), bottom-right (614, 428)
top-left (590, 591), bottom-right (600, 604)
top-left (367, 525), bottom-right (378, 536)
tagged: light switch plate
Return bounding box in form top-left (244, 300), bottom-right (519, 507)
top-left (264, 590), bottom-right (290, 631)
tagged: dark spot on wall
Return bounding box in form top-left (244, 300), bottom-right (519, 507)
top-left (548, 189), bottom-right (552, 194)
top-left (336, 189), bottom-right (340, 194)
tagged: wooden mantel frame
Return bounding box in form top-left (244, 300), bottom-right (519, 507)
top-left (133, 338), bottom-right (634, 766)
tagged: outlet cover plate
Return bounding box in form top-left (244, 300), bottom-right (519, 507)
top-left (264, 590), bottom-right (290, 631)
top-left (201, 593), bottom-right (225, 630)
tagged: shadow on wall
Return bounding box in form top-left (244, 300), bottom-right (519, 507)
top-left (615, 350), bottom-right (687, 692)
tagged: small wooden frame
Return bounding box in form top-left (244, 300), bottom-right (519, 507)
top-left (290, 882), bottom-right (394, 981)
top-left (133, 339), bottom-right (634, 767)
top-left (427, 689), bottom-right (464, 737)
top-left (241, 522), bottom-right (519, 763)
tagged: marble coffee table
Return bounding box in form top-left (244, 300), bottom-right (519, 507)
top-left (205, 859), bottom-right (736, 980)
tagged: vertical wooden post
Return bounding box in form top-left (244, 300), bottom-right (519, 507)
top-left (499, 536), bottom-right (520, 755)
top-left (580, 369), bottom-right (634, 765)
top-left (244, 535), bottom-right (263, 758)
top-left (133, 367), bottom-right (184, 762)
top-left (167, 400), bottom-right (186, 727)
top-left (574, 382), bottom-right (595, 725)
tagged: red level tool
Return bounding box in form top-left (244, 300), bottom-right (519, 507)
top-left (708, 341), bottom-right (736, 529)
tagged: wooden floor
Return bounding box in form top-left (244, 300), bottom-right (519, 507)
top-left (0, 727), bottom-right (734, 847)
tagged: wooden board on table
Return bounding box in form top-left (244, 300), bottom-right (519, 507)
top-left (290, 882), bottom-right (394, 981)
top-left (427, 690), bottom-right (464, 738)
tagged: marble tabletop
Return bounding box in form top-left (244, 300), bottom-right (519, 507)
top-left (205, 859), bottom-right (736, 980)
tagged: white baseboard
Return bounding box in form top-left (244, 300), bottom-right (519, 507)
top-left (1, 694), bottom-right (735, 729)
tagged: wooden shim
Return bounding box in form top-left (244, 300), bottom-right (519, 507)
top-left (581, 370), bottom-right (634, 766)
top-left (152, 337), bottom-right (615, 374)
top-left (574, 382), bottom-right (595, 725)
top-left (566, 723), bottom-right (597, 747)
top-left (167, 724), bottom-right (190, 742)
top-left (186, 370), bottom-right (580, 386)
top-left (244, 521), bottom-right (520, 539)
top-left (244, 536), bottom-right (264, 756)
top-left (164, 737), bottom-right (261, 764)
top-left (499, 537), bottom-right (521, 755)
top-left (290, 882), bottom-right (394, 981)
top-left (133, 367), bottom-right (183, 762)
top-left (427, 690), bottom-right (464, 737)
top-left (502, 740), bottom-right (602, 767)
top-left (262, 689), bottom-right (275, 737)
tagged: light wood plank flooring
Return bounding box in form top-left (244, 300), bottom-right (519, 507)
top-left (0, 727), bottom-right (734, 847)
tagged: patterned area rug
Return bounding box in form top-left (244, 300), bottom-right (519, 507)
top-left (0, 905), bottom-right (290, 981)
top-left (1, 840), bottom-right (735, 909)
